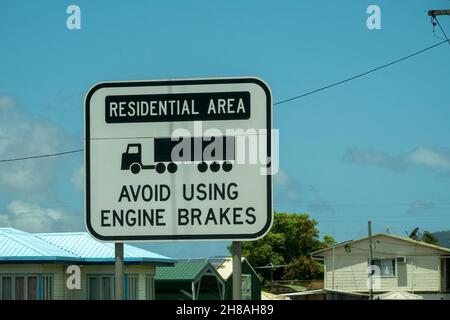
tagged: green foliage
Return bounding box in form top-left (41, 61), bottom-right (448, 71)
top-left (235, 212), bottom-right (335, 281)
top-left (282, 256), bottom-right (323, 280)
top-left (322, 235), bottom-right (337, 248)
top-left (420, 231), bottom-right (439, 245)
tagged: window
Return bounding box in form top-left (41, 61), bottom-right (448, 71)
top-left (127, 145), bottom-right (139, 154)
top-left (145, 275), bottom-right (154, 300)
top-left (372, 259), bottom-right (396, 277)
top-left (15, 277), bottom-right (25, 300)
top-left (127, 275), bottom-right (138, 300)
top-left (88, 275), bottom-right (114, 300)
top-left (27, 277), bottom-right (38, 300)
top-left (42, 275), bottom-right (53, 300)
top-left (0, 275), bottom-right (47, 300)
top-left (1, 276), bottom-right (12, 300)
top-left (241, 274), bottom-right (252, 300)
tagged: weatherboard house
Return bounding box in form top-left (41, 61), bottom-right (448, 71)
top-left (0, 228), bottom-right (175, 300)
top-left (312, 233), bottom-right (450, 300)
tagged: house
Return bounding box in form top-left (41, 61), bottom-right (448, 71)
top-left (155, 260), bottom-right (225, 300)
top-left (213, 257), bottom-right (261, 300)
top-left (312, 233), bottom-right (450, 300)
top-left (155, 257), bottom-right (261, 300)
top-left (0, 228), bottom-right (175, 300)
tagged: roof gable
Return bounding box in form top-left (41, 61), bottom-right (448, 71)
top-left (155, 261), bottom-right (222, 282)
top-left (313, 233), bottom-right (450, 257)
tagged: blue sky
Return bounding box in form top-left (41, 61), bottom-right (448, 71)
top-left (0, 1), bottom-right (449, 258)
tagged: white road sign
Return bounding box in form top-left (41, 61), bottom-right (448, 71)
top-left (85, 77), bottom-right (273, 241)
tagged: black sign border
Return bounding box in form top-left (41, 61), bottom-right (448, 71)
top-left (85, 77), bottom-right (272, 241)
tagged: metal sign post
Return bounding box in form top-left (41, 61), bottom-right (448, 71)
top-left (115, 242), bottom-right (124, 300)
top-left (232, 241), bottom-right (242, 300)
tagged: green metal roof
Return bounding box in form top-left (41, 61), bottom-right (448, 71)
top-left (155, 261), bottom-right (211, 282)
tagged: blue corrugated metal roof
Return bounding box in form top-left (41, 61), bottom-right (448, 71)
top-left (35, 232), bottom-right (176, 265)
top-left (0, 228), bottom-right (175, 265)
top-left (0, 228), bottom-right (78, 262)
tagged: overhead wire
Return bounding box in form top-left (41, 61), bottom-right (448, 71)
top-left (0, 39), bottom-right (448, 163)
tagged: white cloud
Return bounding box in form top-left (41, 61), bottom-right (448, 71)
top-left (274, 168), bottom-right (334, 213)
top-left (343, 146), bottom-right (450, 174)
top-left (0, 95), bottom-right (15, 109)
top-left (0, 95), bottom-right (78, 200)
top-left (71, 166), bottom-right (84, 192)
top-left (0, 200), bottom-right (81, 232)
top-left (406, 200), bottom-right (435, 216)
top-left (274, 168), bottom-right (288, 186)
top-left (407, 147), bottom-right (450, 170)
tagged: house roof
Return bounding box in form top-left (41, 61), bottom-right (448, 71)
top-left (0, 228), bottom-right (78, 263)
top-left (214, 257), bottom-right (258, 281)
top-left (0, 228), bottom-right (175, 265)
top-left (312, 233), bottom-right (450, 257)
top-left (173, 256), bottom-right (259, 281)
top-left (155, 261), bottom-right (223, 283)
top-left (375, 291), bottom-right (423, 300)
top-left (35, 232), bottom-right (176, 265)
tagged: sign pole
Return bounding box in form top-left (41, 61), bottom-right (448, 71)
top-left (232, 241), bottom-right (242, 300)
top-left (115, 242), bottom-right (124, 300)
top-left (368, 221), bottom-right (373, 300)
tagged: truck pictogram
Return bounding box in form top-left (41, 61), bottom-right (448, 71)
top-left (121, 136), bottom-right (235, 174)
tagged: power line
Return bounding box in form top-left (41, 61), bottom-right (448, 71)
top-left (274, 39), bottom-right (449, 106)
top-left (434, 16), bottom-right (450, 45)
top-left (276, 202), bottom-right (450, 208)
top-left (0, 40), bottom-right (448, 163)
top-left (0, 149), bottom-right (83, 163)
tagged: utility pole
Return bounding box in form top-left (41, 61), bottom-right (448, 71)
top-left (428, 10), bottom-right (450, 17)
top-left (428, 9), bottom-right (450, 44)
top-left (368, 221), bottom-right (373, 300)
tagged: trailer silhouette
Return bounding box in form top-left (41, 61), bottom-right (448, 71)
top-left (121, 136), bottom-right (235, 174)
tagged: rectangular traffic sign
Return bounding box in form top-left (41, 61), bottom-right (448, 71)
top-left (85, 77), bottom-right (273, 241)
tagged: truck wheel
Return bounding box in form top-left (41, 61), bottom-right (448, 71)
top-left (222, 161), bottom-right (233, 172)
top-left (210, 162), bottom-right (220, 172)
top-left (156, 163), bottom-right (166, 174)
top-left (198, 162), bottom-right (208, 172)
top-left (168, 162), bottom-right (177, 173)
top-left (130, 163), bottom-right (141, 174)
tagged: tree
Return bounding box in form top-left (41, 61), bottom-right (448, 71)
top-left (322, 235), bottom-right (337, 249)
top-left (407, 227), bottom-right (439, 245)
top-left (420, 231), bottom-right (439, 245)
top-left (282, 256), bottom-right (323, 280)
top-left (235, 212), bottom-right (335, 281)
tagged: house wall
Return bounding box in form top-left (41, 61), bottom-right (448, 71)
top-left (0, 263), bottom-right (155, 300)
top-left (64, 264), bottom-right (155, 300)
top-left (321, 235), bottom-right (444, 293)
top-left (0, 264), bottom-right (65, 299)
